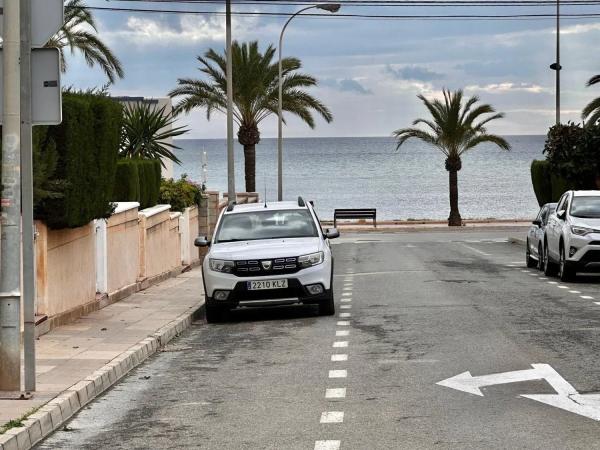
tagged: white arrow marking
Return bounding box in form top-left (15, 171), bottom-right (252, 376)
top-left (438, 364), bottom-right (600, 422)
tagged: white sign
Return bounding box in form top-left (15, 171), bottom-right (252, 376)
top-left (0, 0), bottom-right (63, 47)
top-left (0, 48), bottom-right (62, 125)
top-left (438, 363), bottom-right (600, 422)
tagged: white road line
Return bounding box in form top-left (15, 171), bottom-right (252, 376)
top-left (581, 295), bottom-right (595, 300)
top-left (337, 321), bottom-right (350, 326)
top-left (333, 341), bottom-right (348, 348)
top-left (569, 290), bottom-right (582, 294)
top-left (336, 330), bottom-right (350, 337)
top-left (528, 273), bottom-right (537, 276)
top-left (326, 388), bottom-right (347, 399)
top-left (320, 411), bottom-right (344, 423)
top-left (331, 354), bottom-right (348, 361)
top-left (548, 281), bottom-right (558, 285)
top-left (506, 265), bottom-right (517, 268)
top-left (343, 287), bottom-right (352, 291)
top-left (314, 440), bottom-right (341, 450)
top-left (510, 261), bottom-right (522, 264)
top-left (339, 312), bottom-right (351, 318)
top-left (342, 292), bottom-right (352, 297)
top-left (462, 244), bottom-right (491, 256)
top-left (521, 270), bottom-right (530, 273)
top-left (557, 285), bottom-right (569, 289)
top-left (594, 302), bottom-right (600, 306)
top-left (539, 277), bottom-right (548, 280)
top-left (340, 305), bottom-right (352, 309)
top-left (329, 369), bottom-right (347, 378)
top-left (341, 298), bottom-right (351, 303)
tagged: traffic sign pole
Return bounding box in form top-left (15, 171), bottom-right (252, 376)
top-left (0, 0), bottom-right (22, 393)
top-left (21, 0), bottom-right (36, 393)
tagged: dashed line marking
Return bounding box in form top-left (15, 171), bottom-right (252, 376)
top-left (331, 354), bottom-right (348, 361)
top-left (341, 298), bottom-right (351, 303)
top-left (548, 281), bottom-right (558, 285)
top-left (333, 341), bottom-right (348, 348)
top-left (462, 244), bottom-right (491, 256)
top-left (594, 302), bottom-right (600, 306)
top-left (521, 270), bottom-right (530, 273)
top-left (340, 305), bottom-right (352, 309)
top-left (326, 388), bottom-right (347, 399)
top-left (320, 411), bottom-right (344, 423)
top-left (581, 295), bottom-right (595, 300)
top-left (336, 330), bottom-right (350, 337)
top-left (557, 285), bottom-right (569, 289)
top-left (329, 369), bottom-right (347, 378)
top-left (339, 312), bottom-right (351, 318)
top-left (342, 292), bottom-right (352, 297)
top-left (569, 290), bottom-right (582, 294)
top-left (343, 287), bottom-right (352, 291)
top-left (539, 277), bottom-right (548, 280)
top-left (337, 321), bottom-right (350, 326)
top-left (314, 440), bottom-right (341, 450)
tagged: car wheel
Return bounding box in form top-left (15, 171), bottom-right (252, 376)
top-left (318, 291), bottom-right (335, 316)
top-left (537, 244), bottom-right (544, 271)
top-left (205, 303), bottom-right (226, 323)
top-left (544, 242), bottom-right (558, 276)
top-left (559, 246), bottom-right (575, 282)
top-left (526, 239), bottom-right (537, 268)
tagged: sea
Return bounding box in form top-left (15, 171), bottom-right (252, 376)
top-left (173, 136), bottom-right (546, 221)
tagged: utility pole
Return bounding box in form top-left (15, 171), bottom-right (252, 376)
top-left (21, 0), bottom-right (36, 393)
top-left (0, 0), bottom-right (22, 393)
top-left (556, 0), bottom-right (560, 125)
top-left (226, 0), bottom-right (235, 202)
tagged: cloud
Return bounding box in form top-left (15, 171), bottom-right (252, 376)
top-left (385, 65), bottom-right (443, 82)
top-left (465, 82), bottom-right (551, 94)
top-left (322, 78), bottom-right (373, 95)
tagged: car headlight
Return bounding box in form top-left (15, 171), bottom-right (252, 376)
top-left (209, 259), bottom-right (235, 273)
top-left (298, 251), bottom-right (324, 268)
top-left (571, 226), bottom-right (595, 236)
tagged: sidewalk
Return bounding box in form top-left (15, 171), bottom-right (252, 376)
top-left (329, 219), bottom-right (531, 233)
top-left (0, 267), bottom-right (204, 450)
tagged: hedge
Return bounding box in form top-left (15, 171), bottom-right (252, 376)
top-left (531, 160), bottom-right (575, 206)
top-left (159, 175), bottom-right (202, 213)
top-left (112, 158), bottom-right (161, 209)
top-left (35, 93), bottom-right (122, 229)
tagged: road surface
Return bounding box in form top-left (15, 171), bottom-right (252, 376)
top-left (38, 229), bottom-right (600, 449)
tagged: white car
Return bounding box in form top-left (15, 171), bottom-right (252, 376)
top-left (526, 202), bottom-right (556, 270)
top-left (544, 190), bottom-right (600, 281)
top-left (195, 197), bottom-right (339, 322)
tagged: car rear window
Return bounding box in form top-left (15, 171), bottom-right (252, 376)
top-left (215, 209), bottom-right (318, 243)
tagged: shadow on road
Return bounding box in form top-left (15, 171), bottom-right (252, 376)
top-left (208, 304), bottom-right (322, 324)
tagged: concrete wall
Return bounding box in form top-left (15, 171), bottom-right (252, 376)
top-left (35, 222), bottom-right (96, 318)
top-left (139, 205), bottom-right (181, 280)
top-left (107, 203), bottom-right (140, 293)
top-left (180, 206), bottom-right (200, 266)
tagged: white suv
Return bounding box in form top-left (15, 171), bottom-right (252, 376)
top-left (544, 190), bottom-right (600, 281)
top-left (195, 197), bottom-right (339, 322)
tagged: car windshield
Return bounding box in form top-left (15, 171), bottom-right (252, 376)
top-left (570, 196), bottom-right (600, 218)
top-left (215, 209), bottom-right (318, 243)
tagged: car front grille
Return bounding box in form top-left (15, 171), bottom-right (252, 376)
top-left (232, 257), bottom-right (300, 277)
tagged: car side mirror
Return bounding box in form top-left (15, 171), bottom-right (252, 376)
top-left (324, 228), bottom-right (340, 239)
top-left (532, 219), bottom-right (542, 227)
top-left (194, 236), bottom-right (211, 247)
top-left (557, 210), bottom-right (566, 220)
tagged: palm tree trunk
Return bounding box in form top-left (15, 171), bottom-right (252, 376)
top-left (243, 144), bottom-right (256, 193)
top-left (448, 169), bottom-right (462, 226)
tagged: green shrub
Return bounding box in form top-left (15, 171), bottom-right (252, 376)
top-left (159, 175), bottom-right (202, 212)
top-left (531, 160), bottom-right (553, 206)
top-left (112, 160), bottom-right (140, 203)
top-left (35, 92), bottom-right (122, 229)
top-left (112, 158), bottom-right (161, 209)
top-left (551, 173), bottom-right (574, 201)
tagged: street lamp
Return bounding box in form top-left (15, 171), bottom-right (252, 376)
top-left (277, 3), bottom-right (341, 201)
top-left (550, 0), bottom-right (561, 125)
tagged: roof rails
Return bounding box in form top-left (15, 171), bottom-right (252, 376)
top-left (297, 196), bottom-right (306, 207)
top-left (226, 201), bottom-right (236, 212)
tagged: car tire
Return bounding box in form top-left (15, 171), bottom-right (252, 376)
top-left (537, 244), bottom-right (544, 271)
top-left (544, 242), bottom-right (558, 276)
top-left (526, 239), bottom-right (537, 268)
top-left (559, 246), bottom-right (575, 282)
top-left (318, 291), bottom-right (335, 316)
top-left (205, 303), bottom-right (226, 323)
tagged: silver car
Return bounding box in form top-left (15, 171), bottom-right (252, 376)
top-left (526, 202), bottom-right (556, 269)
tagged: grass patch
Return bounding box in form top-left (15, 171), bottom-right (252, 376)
top-left (0, 405), bottom-right (42, 435)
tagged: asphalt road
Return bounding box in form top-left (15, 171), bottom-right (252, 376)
top-left (37, 228), bottom-right (600, 449)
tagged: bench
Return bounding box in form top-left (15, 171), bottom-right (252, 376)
top-left (334, 209), bottom-right (377, 228)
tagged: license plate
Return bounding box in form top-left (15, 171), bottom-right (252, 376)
top-left (247, 279), bottom-right (288, 290)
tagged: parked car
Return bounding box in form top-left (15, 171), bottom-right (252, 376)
top-left (526, 203), bottom-right (557, 269)
top-left (544, 190), bottom-right (600, 281)
top-left (195, 197), bottom-right (339, 323)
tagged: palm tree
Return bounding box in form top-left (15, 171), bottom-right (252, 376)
top-left (394, 89), bottom-right (510, 226)
top-left (169, 41), bottom-right (333, 193)
top-left (582, 74), bottom-right (600, 126)
top-left (45, 0), bottom-right (124, 83)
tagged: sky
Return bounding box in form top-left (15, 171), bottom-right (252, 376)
top-left (64, 0), bottom-right (600, 138)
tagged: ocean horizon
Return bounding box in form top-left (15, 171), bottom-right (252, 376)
top-left (173, 135), bottom-right (545, 221)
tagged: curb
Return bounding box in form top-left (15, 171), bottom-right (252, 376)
top-left (0, 302), bottom-right (205, 450)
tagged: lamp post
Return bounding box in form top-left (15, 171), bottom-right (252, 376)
top-left (550, 0), bottom-right (561, 125)
top-left (226, 0), bottom-right (235, 202)
top-left (277, 3), bottom-right (340, 201)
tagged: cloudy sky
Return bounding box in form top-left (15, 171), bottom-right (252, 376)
top-left (65, 1), bottom-right (600, 138)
